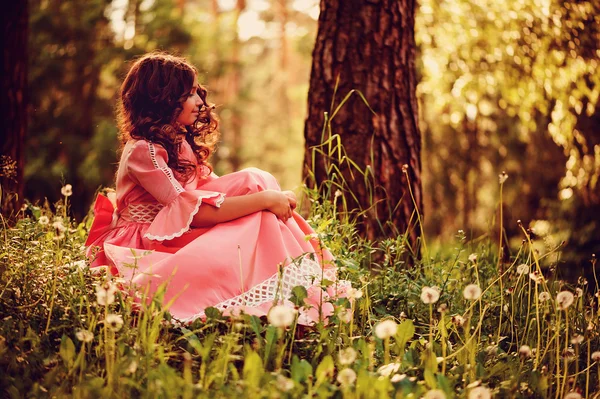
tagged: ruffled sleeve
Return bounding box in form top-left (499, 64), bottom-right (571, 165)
top-left (126, 141), bottom-right (225, 241)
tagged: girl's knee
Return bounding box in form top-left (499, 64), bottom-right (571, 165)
top-left (239, 168), bottom-right (280, 193)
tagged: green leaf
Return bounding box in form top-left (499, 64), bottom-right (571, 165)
top-left (436, 373), bottom-right (451, 393)
top-left (289, 285), bottom-right (308, 307)
top-left (424, 369), bottom-right (437, 389)
top-left (315, 355), bottom-right (334, 386)
top-left (59, 335), bottom-right (76, 367)
top-left (263, 326), bottom-right (278, 364)
top-left (243, 350), bottom-right (264, 388)
top-left (204, 307), bottom-right (222, 320)
top-left (395, 319), bottom-right (415, 349)
top-left (291, 355), bottom-right (313, 383)
top-left (249, 315), bottom-right (264, 339)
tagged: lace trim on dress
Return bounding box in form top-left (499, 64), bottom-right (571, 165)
top-left (143, 192), bottom-right (226, 241)
top-left (179, 255), bottom-right (347, 323)
top-left (147, 142), bottom-right (184, 194)
top-left (122, 203), bottom-right (164, 223)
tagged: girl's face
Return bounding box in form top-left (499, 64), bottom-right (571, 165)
top-left (176, 76), bottom-right (203, 127)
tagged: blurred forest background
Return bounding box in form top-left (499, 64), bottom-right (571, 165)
top-left (21, 0), bottom-right (600, 266)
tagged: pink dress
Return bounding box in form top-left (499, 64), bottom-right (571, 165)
top-left (86, 139), bottom-right (348, 324)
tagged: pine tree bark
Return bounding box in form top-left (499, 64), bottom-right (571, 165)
top-left (304, 0), bottom-right (421, 245)
top-left (1, 1), bottom-right (28, 219)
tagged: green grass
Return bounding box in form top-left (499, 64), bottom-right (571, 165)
top-left (1, 184), bottom-right (599, 399)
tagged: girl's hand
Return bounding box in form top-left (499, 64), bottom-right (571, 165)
top-left (264, 190), bottom-right (294, 222)
top-left (282, 190), bottom-right (297, 210)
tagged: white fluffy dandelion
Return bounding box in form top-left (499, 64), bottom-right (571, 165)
top-left (468, 386), bottom-right (492, 399)
top-left (374, 319), bottom-right (398, 340)
top-left (463, 284), bottom-right (482, 300)
top-left (570, 334), bottom-right (584, 345)
top-left (336, 368), bottom-right (357, 387)
top-left (38, 216), bottom-right (49, 225)
top-left (529, 271), bottom-right (545, 284)
top-left (104, 314), bottom-right (124, 331)
top-left (377, 362), bottom-right (401, 377)
top-left (61, 184), bottom-right (73, 197)
top-left (347, 287), bottom-right (363, 300)
top-left (267, 305), bottom-right (297, 328)
top-left (591, 351), bottom-right (600, 362)
top-left (338, 347), bottom-right (357, 365)
top-left (538, 292), bottom-right (551, 302)
top-left (420, 286), bottom-right (440, 304)
top-left (424, 389), bottom-right (447, 399)
top-left (468, 253), bottom-right (478, 263)
top-left (498, 171), bottom-right (508, 184)
top-left (276, 374), bottom-right (294, 392)
top-left (95, 281), bottom-right (118, 306)
top-left (516, 264), bottom-right (529, 275)
top-left (452, 314), bottom-right (466, 327)
top-left (519, 345), bottom-right (532, 358)
top-left (563, 392), bottom-right (582, 399)
top-left (75, 329), bottom-right (94, 343)
top-left (556, 291), bottom-right (575, 310)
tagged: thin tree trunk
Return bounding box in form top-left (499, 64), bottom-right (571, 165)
top-left (1, 1), bottom-right (28, 219)
top-left (227, 0), bottom-right (246, 172)
top-left (304, 0), bottom-right (421, 246)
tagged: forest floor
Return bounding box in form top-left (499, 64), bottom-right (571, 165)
top-left (0, 192), bottom-right (598, 399)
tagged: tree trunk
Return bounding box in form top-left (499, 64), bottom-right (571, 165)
top-left (304, 0), bottom-right (421, 245)
top-left (1, 1), bottom-right (28, 219)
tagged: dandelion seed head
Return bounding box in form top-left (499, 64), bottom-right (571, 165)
top-left (338, 347), bottom-right (357, 365)
top-left (538, 292), bottom-right (551, 302)
top-left (463, 284), bottom-right (482, 300)
top-left (468, 253), bottom-right (478, 263)
top-left (104, 314), bottom-right (124, 331)
top-left (424, 389), bottom-right (446, 399)
top-left (499, 171), bottom-right (508, 184)
top-left (336, 368), bottom-right (357, 387)
top-left (338, 308), bottom-right (353, 324)
top-left (276, 374), bottom-right (295, 392)
top-left (468, 386), bottom-right (492, 399)
top-left (529, 271), bottom-right (544, 284)
top-left (556, 291), bottom-right (575, 310)
top-left (75, 329), bottom-right (94, 343)
top-left (420, 286), bottom-right (440, 304)
top-left (61, 184), bottom-right (73, 197)
top-left (516, 264), bottom-right (529, 275)
top-left (375, 319), bottom-right (398, 340)
top-left (564, 392), bottom-right (582, 399)
top-left (519, 345), bottom-right (532, 358)
top-left (267, 305), bottom-right (297, 328)
top-left (570, 334), bottom-right (584, 345)
top-left (377, 362), bottom-right (401, 377)
top-left (452, 314), bottom-right (465, 327)
top-left (591, 351), bottom-right (600, 362)
top-left (347, 287), bottom-right (363, 300)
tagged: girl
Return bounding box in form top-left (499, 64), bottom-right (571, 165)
top-left (85, 53), bottom-right (348, 324)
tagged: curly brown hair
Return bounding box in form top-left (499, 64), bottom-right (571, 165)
top-left (117, 52), bottom-right (219, 182)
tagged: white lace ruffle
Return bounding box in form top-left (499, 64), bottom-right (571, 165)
top-left (147, 142), bottom-right (184, 194)
top-left (143, 192), bottom-right (225, 241)
top-left (179, 255), bottom-right (348, 323)
top-left (123, 203), bottom-right (164, 223)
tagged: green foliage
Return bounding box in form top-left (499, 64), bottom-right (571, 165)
top-left (2, 185), bottom-right (600, 398)
top-left (416, 0), bottom-right (600, 264)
